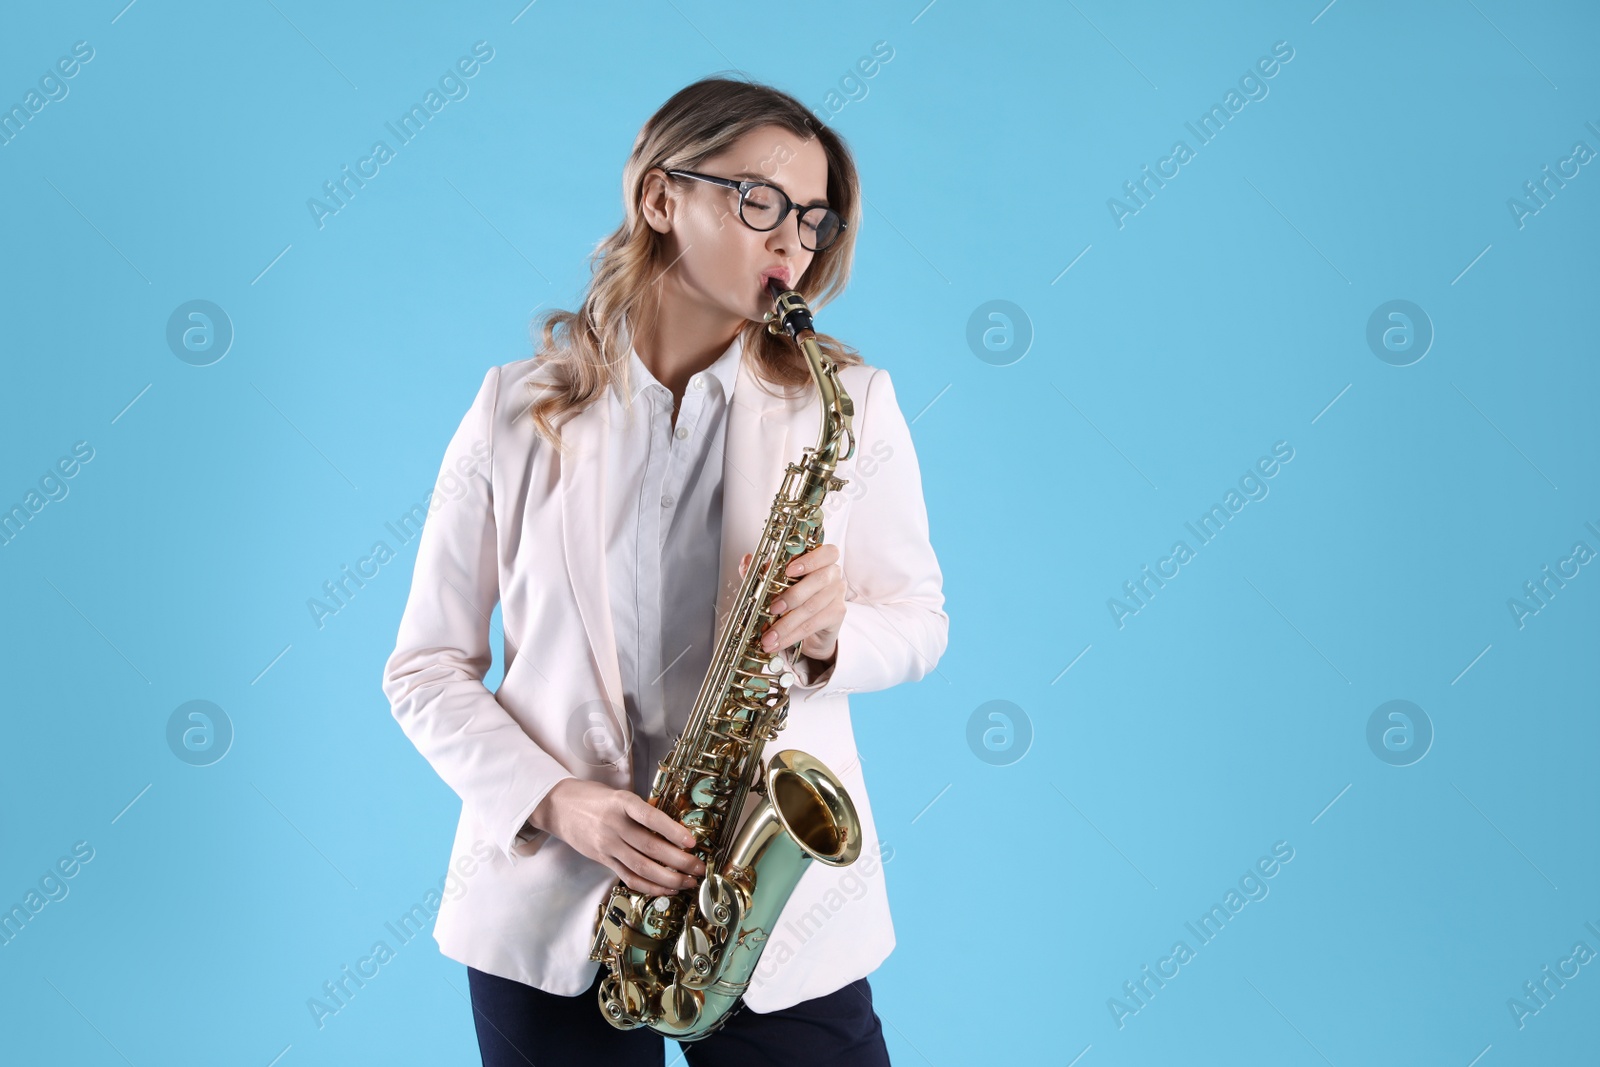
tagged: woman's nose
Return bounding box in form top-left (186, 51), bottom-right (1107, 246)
top-left (765, 214), bottom-right (804, 256)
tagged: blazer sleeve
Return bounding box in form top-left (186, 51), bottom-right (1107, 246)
top-left (787, 366), bottom-right (949, 698)
top-left (381, 365), bottom-right (576, 865)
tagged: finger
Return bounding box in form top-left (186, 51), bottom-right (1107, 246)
top-left (786, 543), bottom-right (840, 578)
top-left (629, 796), bottom-right (698, 851)
top-left (763, 595), bottom-right (824, 651)
top-left (782, 592), bottom-right (828, 634)
top-left (765, 569), bottom-right (842, 639)
top-left (769, 569), bottom-right (825, 617)
top-left (606, 846), bottom-right (681, 896)
top-left (615, 866), bottom-right (682, 897)
top-left (616, 847), bottom-right (698, 892)
top-left (619, 821), bottom-right (705, 877)
top-left (619, 817), bottom-right (703, 870)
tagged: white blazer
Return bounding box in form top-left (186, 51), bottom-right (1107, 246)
top-left (381, 340), bottom-right (948, 1013)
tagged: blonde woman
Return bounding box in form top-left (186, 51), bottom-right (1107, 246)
top-left (383, 76), bottom-right (947, 1066)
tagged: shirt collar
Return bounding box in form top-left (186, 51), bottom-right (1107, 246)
top-left (618, 314), bottom-right (744, 405)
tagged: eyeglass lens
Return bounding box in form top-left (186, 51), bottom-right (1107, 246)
top-left (740, 184), bottom-right (842, 251)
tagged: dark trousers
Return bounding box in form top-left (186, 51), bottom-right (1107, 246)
top-left (467, 963), bottom-right (892, 1066)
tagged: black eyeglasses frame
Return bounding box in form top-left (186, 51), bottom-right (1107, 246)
top-left (663, 168), bottom-right (846, 252)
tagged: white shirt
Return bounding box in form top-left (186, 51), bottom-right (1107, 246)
top-left (604, 327), bottom-right (744, 798)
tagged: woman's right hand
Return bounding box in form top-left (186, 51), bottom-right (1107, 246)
top-left (529, 778), bottom-right (707, 897)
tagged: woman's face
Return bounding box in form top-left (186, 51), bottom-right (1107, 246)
top-left (649, 124), bottom-right (832, 322)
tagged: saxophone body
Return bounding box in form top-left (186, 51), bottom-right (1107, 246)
top-left (587, 282), bottom-right (863, 1041)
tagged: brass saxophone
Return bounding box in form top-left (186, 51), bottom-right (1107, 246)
top-left (587, 280), bottom-right (863, 1041)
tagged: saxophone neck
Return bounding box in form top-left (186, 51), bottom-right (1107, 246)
top-left (762, 286), bottom-right (855, 467)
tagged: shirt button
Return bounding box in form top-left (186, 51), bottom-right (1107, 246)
top-left (675, 425), bottom-right (689, 439)
top-left (661, 494), bottom-right (674, 508)
top-left (691, 376), bottom-right (704, 391)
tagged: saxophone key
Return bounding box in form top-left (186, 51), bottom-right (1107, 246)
top-left (638, 894), bottom-right (681, 939)
top-left (598, 973), bottom-right (646, 1029)
top-left (697, 872), bottom-right (741, 929)
top-left (659, 982), bottom-right (704, 1032)
top-left (687, 775), bottom-right (720, 807)
top-left (673, 923), bottom-right (717, 986)
top-left (599, 902), bottom-right (632, 944)
top-left (679, 807), bottom-right (717, 835)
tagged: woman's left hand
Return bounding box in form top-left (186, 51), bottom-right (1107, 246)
top-left (739, 544), bottom-right (844, 664)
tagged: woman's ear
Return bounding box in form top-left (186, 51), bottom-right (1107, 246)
top-left (638, 168), bottom-right (674, 236)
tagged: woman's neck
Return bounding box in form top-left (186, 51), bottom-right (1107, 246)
top-left (629, 297), bottom-right (741, 399)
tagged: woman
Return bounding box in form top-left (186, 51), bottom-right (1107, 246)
top-left (382, 76), bottom-right (948, 1066)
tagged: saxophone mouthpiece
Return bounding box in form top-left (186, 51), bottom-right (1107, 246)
top-left (766, 279), bottom-right (814, 339)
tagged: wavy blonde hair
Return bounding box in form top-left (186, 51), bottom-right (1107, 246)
top-left (523, 75), bottom-right (864, 453)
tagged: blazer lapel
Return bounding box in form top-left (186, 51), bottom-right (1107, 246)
top-left (559, 393), bottom-right (629, 750)
top-left (715, 354), bottom-right (798, 639)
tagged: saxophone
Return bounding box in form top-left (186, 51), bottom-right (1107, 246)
top-left (587, 280), bottom-right (863, 1041)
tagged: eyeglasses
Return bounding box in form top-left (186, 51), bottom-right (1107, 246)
top-left (664, 169), bottom-right (846, 252)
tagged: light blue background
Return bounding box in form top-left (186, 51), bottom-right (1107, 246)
top-left (2, 1), bottom-right (1596, 1064)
